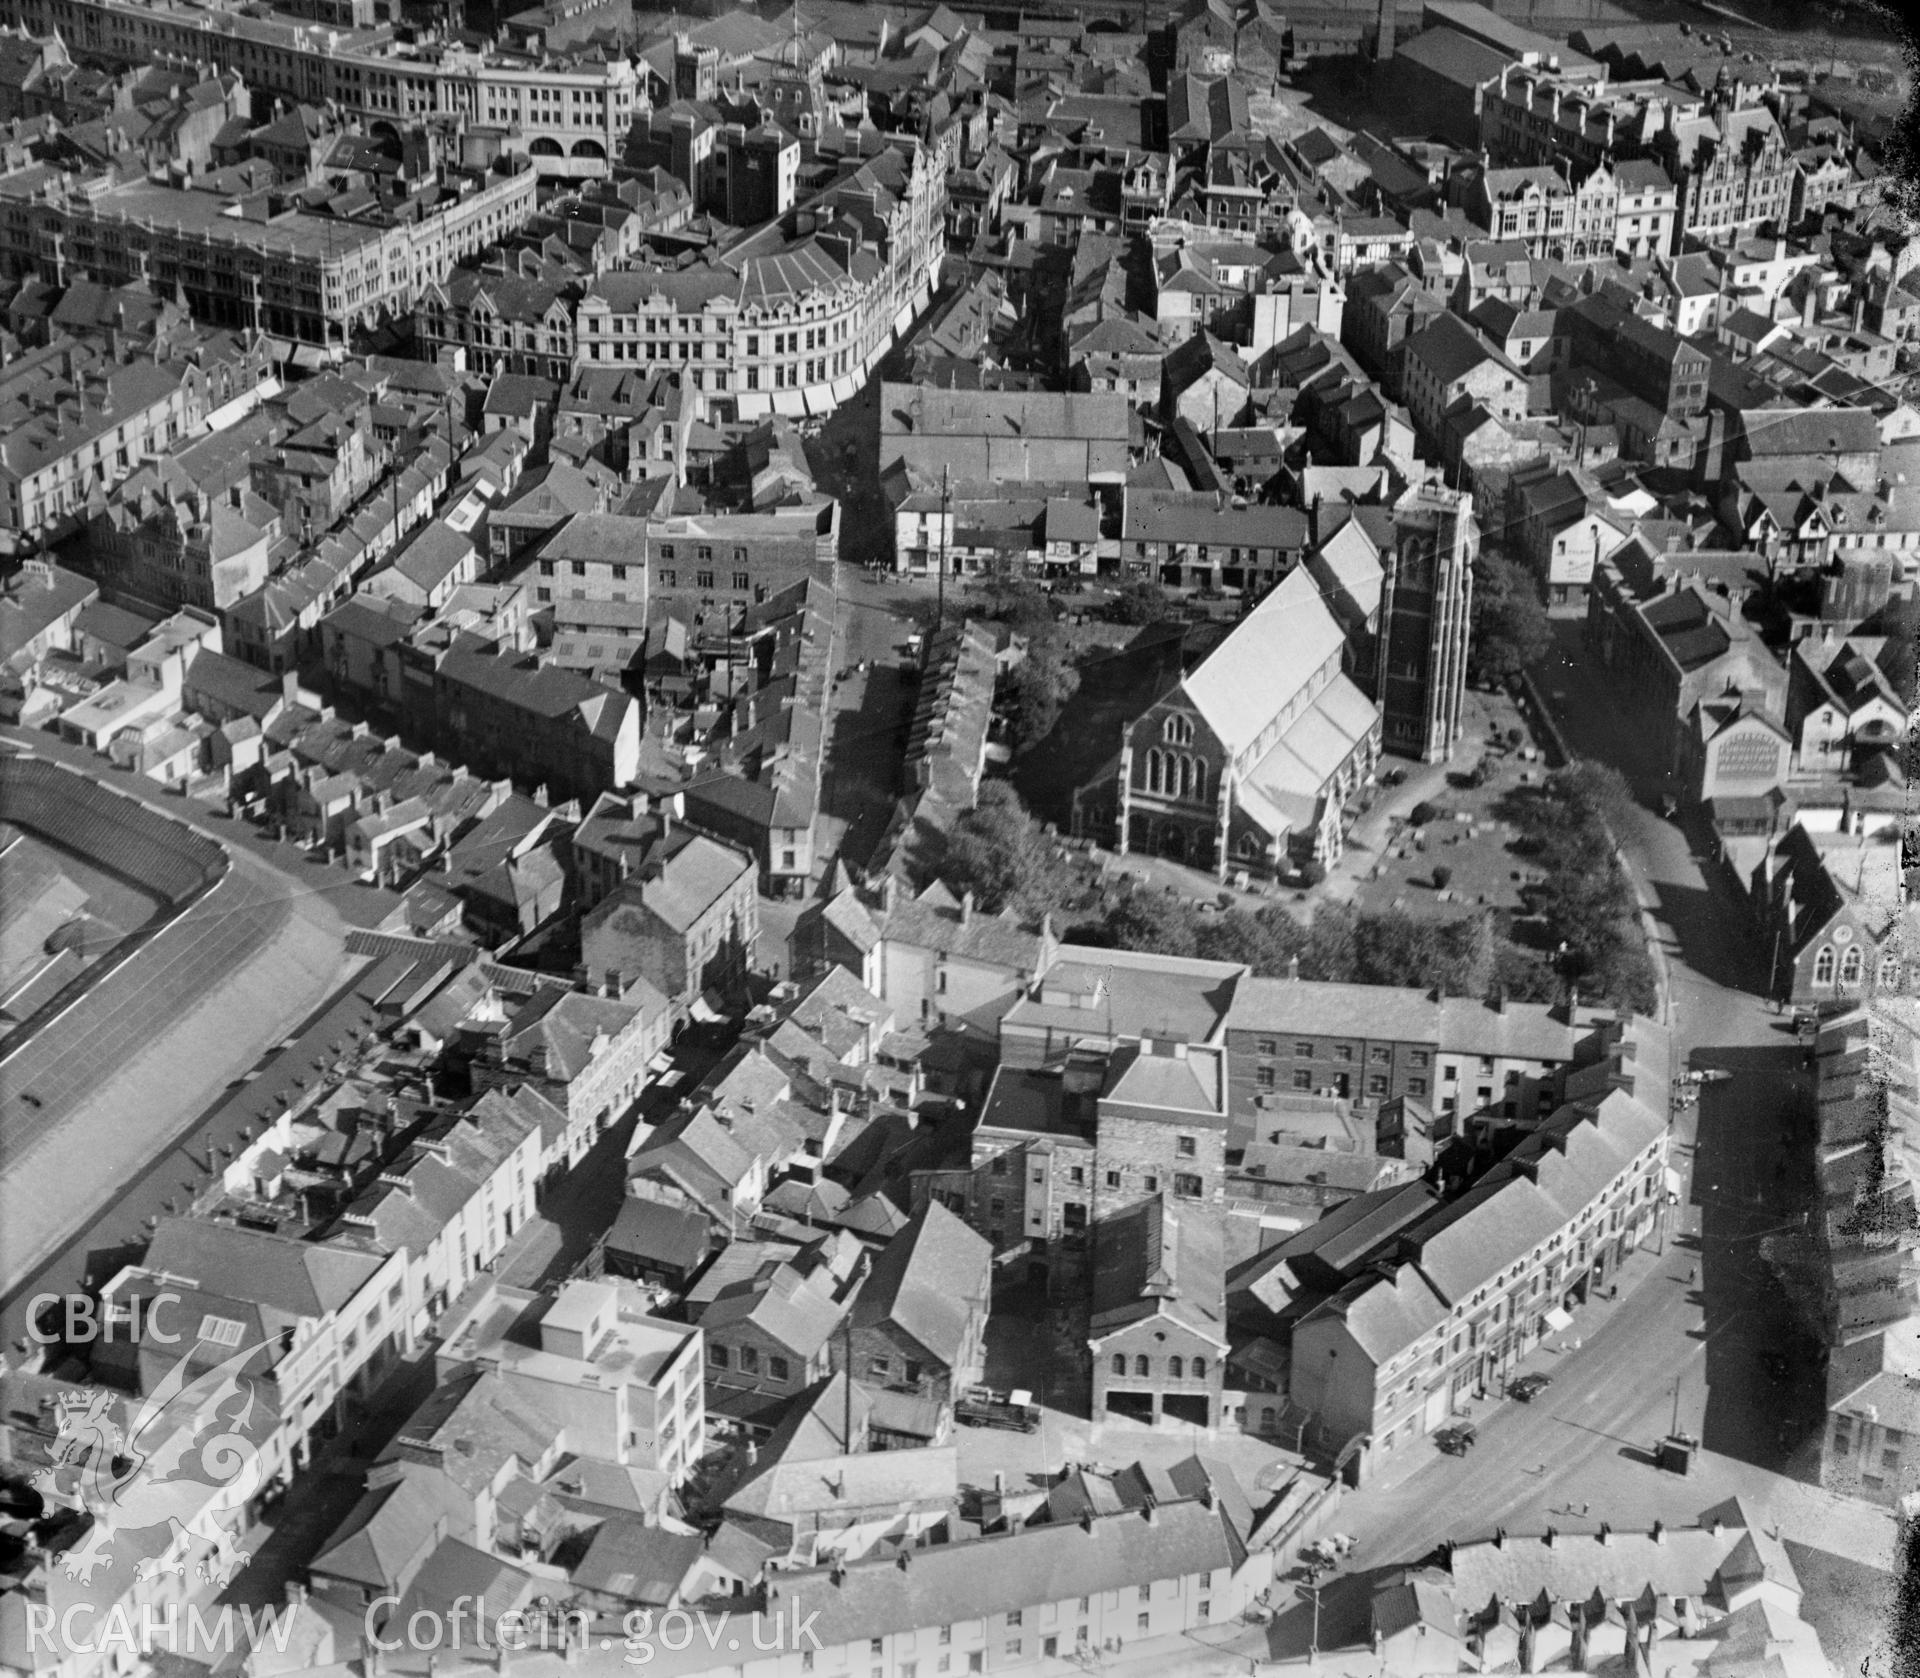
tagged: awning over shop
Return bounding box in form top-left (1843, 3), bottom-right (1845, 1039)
top-left (1544, 1306), bottom-right (1574, 1332)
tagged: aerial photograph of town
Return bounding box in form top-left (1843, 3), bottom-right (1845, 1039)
top-left (0, 0), bottom-right (1916, 1672)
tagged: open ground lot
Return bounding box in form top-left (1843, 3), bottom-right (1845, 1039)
top-left (1347, 688), bottom-right (1553, 921)
top-left (0, 733), bottom-right (392, 1341)
top-left (0, 829), bottom-right (161, 1012)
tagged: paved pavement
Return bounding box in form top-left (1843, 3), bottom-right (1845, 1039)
top-left (0, 923), bottom-right (380, 1349)
top-left (1276, 627), bottom-right (1897, 1671)
top-left (816, 586), bottom-right (917, 875)
top-left (0, 725), bottom-right (400, 1349)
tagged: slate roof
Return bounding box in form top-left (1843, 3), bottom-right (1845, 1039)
top-left (142, 1217), bottom-right (385, 1321)
top-left (763, 1496), bottom-right (1238, 1643)
top-left (0, 563), bottom-right (97, 668)
top-left (1740, 406), bottom-right (1881, 458)
top-left (1183, 567), bottom-right (1349, 758)
top-left (1447, 1499), bottom-right (1798, 1611)
top-left (604, 1199), bottom-right (710, 1273)
top-left (880, 880), bottom-right (1049, 971)
top-left (1090, 1195), bottom-right (1228, 1352)
top-left (312, 1472), bottom-right (472, 1592)
top-left (1403, 310), bottom-right (1513, 388)
top-left (851, 1201), bottom-right (989, 1372)
top-left (574, 1518), bottom-right (704, 1605)
top-left (1225, 976), bottom-right (1441, 1042)
top-left (698, 1260), bottom-right (846, 1359)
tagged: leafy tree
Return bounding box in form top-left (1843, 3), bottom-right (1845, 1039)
top-left (1468, 548), bottom-right (1552, 688)
top-left (1493, 943), bottom-right (1557, 1003)
top-left (1109, 580), bottom-right (1175, 625)
top-left (973, 577), bottom-right (1056, 635)
top-left (1499, 762), bottom-right (1658, 1014)
top-left (1299, 901), bottom-right (1360, 981)
top-left (1431, 864), bottom-right (1453, 890)
top-left (1100, 890), bottom-right (1201, 958)
top-left (1194, 907), bottom-right (1310, 972)
top-left (1004, 635), bottom-right (1080, 750)
top-left (935, 783), bottom-right (1071, 917)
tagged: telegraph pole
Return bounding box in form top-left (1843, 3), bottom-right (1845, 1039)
top-left (934, 464), bottom-right (950, 643)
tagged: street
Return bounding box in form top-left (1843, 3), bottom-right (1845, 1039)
top-left (1277, 626), bottom-right (1897, 1674)
top-left (0, 725), bottom-right (400, 1349)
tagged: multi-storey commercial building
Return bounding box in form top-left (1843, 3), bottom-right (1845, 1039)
top-left (416, 262), bottom-right (581, 383)
top-left (575, 139), bottom-right (947, 422)
top-left (11, 0), bottom-right (642, 180)
top-left (0, 334), bottom-right (266, 558)
top-left (0, 158), bottom-right (539, 346)
top-left (1804, 1007), bottom-right (1920, 1508)
top-left (1118, 491), bottom-right (1310, 594)
top-left (1479, 66), bottom-right (1691, 176)
top-left (935, 944), bottom-right (1261, 1291)
top-left (476, 1279), bottom-right (707, 1484)
top-left (1290, 1086), bottom-right (1669, 1477)
top-left (1468, 162), bottom-right (1622, 263)
top-left (398, 637), bottom-right (643, 805)
top-left (579, 831), bottom-right (759, 1018)
top-left (1478, 61), bottom-right (1788, 251)
top-left (1221, 977), bottom-right (1579, 1127)
top-left (101, 1213), bottom-right (414, 1483)
top-left (648, 500), bottom-right (839, 611)
top-left (464, 977), bottom-right (672, 1169)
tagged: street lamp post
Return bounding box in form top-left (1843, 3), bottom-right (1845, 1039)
top-left (1305, 1566), bottom-right (1323, 1665)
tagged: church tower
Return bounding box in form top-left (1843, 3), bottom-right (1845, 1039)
top-left (1377, 482), bottom-right (1475, 763)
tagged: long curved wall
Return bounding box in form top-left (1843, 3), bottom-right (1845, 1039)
top-left (0, 757), bottom-right (226, 907)
top-left (0, 757), bottom-right (229, 1056)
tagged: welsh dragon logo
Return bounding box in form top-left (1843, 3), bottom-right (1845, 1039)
top-left (33, 1337), bottom-right (268, 1588)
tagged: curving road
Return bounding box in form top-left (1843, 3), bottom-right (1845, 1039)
top-left (0, 728), bottom-right (401, 1349)
top-left (1269, 624), bottom-right (1897, 1676)
top-left (0, 861), bottom-right (289, 1166)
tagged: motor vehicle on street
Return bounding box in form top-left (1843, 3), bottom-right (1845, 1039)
top-left (1509, 1373), bottom-right (1553, 1401)
top-left (956, 1386), bottom-right (1042, 1433)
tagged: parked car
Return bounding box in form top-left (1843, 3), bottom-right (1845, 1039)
top-left (956, 1386), bottom-right (1041, 1433)
top-left (1509, 1373), bottom-right (1553, 1402)
top-left (1434, 1422), bottom-right (1477, 1455)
